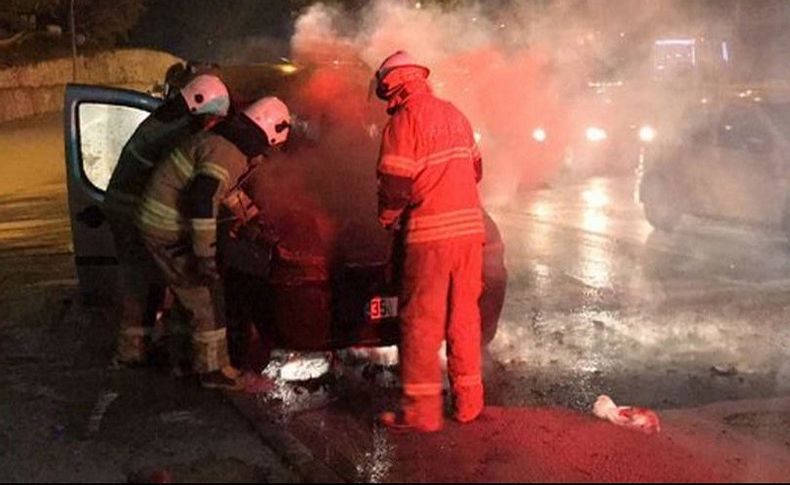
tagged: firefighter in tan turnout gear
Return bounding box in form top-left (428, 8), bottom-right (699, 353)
top-left (374, 51), bottom-right (486, 432)
top-left (137, 96), bottom-right (291, 389)
top-left (105, 74), bottom-right (231, 366)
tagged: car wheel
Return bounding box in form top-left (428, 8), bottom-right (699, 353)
top-left (482, 212), bottom-right (507, 345)
top-left (641, 172), bottom-right (681, 231)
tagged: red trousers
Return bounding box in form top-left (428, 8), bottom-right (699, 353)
top-left (398, 239), bottom-right (485, 428)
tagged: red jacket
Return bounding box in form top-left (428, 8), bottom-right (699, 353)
top-left (377, 80), bottom-right (484, 245)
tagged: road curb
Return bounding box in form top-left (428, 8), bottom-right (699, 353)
top-left (225, 392), bottom-right (346, 483)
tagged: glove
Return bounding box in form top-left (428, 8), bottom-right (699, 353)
top-left (195, 257), bottom-right (220, 285)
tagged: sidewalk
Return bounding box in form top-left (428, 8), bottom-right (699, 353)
top-left (0, 258), bottom-right (298, 482)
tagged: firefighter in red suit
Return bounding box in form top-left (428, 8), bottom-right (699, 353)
top-left (374, 51), bottom-right (485, 432)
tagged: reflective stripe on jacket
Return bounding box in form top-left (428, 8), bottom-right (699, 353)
top-left (377, 81), bottom-right (484, 245)
top-left (137, 131), bottom-right (248, 258)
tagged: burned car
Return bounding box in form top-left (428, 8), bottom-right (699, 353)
top-left (638, 92), bottom-right (790, 238)
top-left (64, 61), bottom-right (507, 357)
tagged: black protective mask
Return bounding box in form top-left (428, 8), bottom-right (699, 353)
top-left (212, 115), bottom-right (269, 159)
top-left (153, 95), bottom-right (190, 122)
top-left (376, 80), bottom-right (391, 101)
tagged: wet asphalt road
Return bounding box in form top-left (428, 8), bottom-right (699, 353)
top-left (486, 175), bottom-right (790, 410)
top-left (238, 174), bottom-right (790, 482)
top-left (1, 168), bottom-right (788, 412)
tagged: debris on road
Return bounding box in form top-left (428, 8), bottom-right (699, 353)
top-left (265, 351), bottom-right (332, 382)
top-left (593, 394), bottom-right (661, 434)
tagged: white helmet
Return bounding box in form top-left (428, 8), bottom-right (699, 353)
top-left (179, 74), bottom-right (230, 116)
top-left (243, 96), bottom-right (291, 147)
top-left (375, 50), bottom-right (430, 82)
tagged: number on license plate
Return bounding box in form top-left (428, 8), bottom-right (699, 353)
top-left (368, 296), bottom-right (398, 321)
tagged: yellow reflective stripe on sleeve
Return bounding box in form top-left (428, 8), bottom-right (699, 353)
top-left (137, 211), bottom-right (180, 232)
top-left (141, 196), bottom-right (180, 219)
top-left (168, 148), bottom-right (195, 181)
top-left (196, 162), bottom-right (230, 184)
top-left (137, 197), bottom-right (181, 231)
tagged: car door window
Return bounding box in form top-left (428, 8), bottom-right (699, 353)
top-left (716, 105), bottom-right (774, 155)
top-left (78, 103), bottom-right (149, 192)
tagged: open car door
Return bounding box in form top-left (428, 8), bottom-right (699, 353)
top-left (64, 84), bottom-right (162, 298)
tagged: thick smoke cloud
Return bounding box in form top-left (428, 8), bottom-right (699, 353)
top-left (239, 0), bottom-right (790, 376)
top-left (289, 1), bottom-right (567, 204)
top-left (251, 0), bottom-right (790, 262)
top-left (283, 0), bottom-right (790, 206)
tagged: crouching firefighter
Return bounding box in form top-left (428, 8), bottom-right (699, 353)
top-left (136, 97), bottom-right (291, 389)
top-left (105, 74), bottom-right (231, 366)
top-left (373, 51), bottom-right (486, 432)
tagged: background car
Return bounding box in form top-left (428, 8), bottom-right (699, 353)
top-left (638, 90), bottom-right (790, 238)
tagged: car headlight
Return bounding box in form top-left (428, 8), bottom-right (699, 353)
top-left (585, 126), bottom-right (607, 143)
top-left (532, 127), bottom-right (547, 143)
top-left (639, 125), bottom-right (656, 143)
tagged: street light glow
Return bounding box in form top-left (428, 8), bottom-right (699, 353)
top-left (586, 127), bottom-right (607, 143)
top-left (639, 125), bottom-right (656, 143)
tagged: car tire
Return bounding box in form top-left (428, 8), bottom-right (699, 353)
top-left (641, 172), bottom-right (681, 231)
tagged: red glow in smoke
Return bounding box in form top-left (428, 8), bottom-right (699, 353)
top-left (435, 46), bottom-right (571, 196)
top-left (249, 40), bottom-right (570, 259)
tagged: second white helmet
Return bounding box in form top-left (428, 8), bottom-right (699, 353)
top-left (243, 96), bottom-right (291, 147)
top-left (180, 74), bottom-right (231, 117)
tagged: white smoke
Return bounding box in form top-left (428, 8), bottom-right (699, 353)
top-left (286, 1), bottom-right (784, 205)
top-left (289, 1), bottom-right (567, 204)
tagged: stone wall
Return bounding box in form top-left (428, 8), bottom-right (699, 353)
top-left (0, 49), bottom-right (182, 123)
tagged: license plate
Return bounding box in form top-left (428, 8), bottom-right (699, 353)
top-left (367, 296), bottom-right (398, 321)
